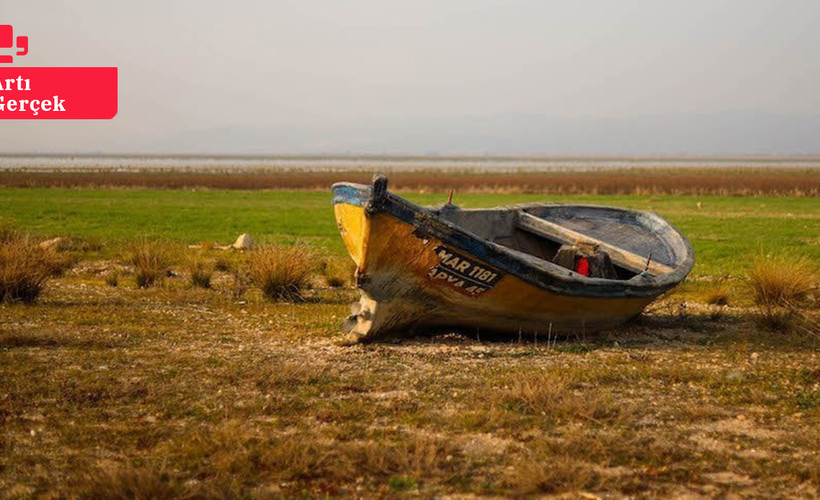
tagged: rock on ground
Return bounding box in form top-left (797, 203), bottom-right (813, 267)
top-left (232, 234), bottom-right (253, 250)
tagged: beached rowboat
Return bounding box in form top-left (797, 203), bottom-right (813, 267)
top-left (332, 176), bottom-right (694, 342)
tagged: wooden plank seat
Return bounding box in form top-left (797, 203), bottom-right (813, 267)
top-left (515, 211), bottom-right (675, 276)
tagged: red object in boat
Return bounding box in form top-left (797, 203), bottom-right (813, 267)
top-left (576, 257), bottom-right (590, 276)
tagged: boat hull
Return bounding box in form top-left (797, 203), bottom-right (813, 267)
top-left (334, 197), bottom-right (661, 341)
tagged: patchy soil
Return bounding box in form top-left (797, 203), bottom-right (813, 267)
top-left (1, 265), bottom-right (819, 498)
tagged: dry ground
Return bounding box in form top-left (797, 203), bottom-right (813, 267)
top-left (1, 262), bottom-right (819, 498)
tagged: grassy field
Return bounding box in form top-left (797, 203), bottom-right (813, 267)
top-left (0, 188), bottom-right (817, 277)
top-left (1, 187), bottom-right (819, 498)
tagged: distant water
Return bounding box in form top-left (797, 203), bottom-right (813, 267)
top-left (1, 155), bottom-right (819, 172)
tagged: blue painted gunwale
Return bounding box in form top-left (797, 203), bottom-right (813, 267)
top-left (331, 180), bottom-right (694, 299)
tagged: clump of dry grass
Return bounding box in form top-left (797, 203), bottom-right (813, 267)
top-left (248, 244), bottom-right (319, 301)
top-left (704, 284), bottom-right (731, 306)
top-left (755, 308), bottom-right (794, 333)
top-left (214, 252), bottom-right (248, 273)
top-left (187, 259), bottom-right (213, 289)
top-left (0, 229), bottom-right (65, 303)
top-left (77, 464), bottom-right (206, 499)
top-left (230, 270), bottom-right (249, 299)
top-left (703, 283), bottom-right (732, 320)
top-left (336, 435), bottom-right (454, 482)
top-left (104, 272), bottom-right (119, 287)
top-left (0, 222), bottom-right (21, 243)
top-left (749, 253), bottom-right (816, 307)
top-left (128, 239), bottom-right (170, 289)
top-left (214, 257), bottom-right (232, 272)
top-left (506, 455), bottom-right (601, 495)
top-left (494, 371), bottom-right (624, 423)
top-left (748, 253), bottom-right (817, 333)
top-left (321, 257), bottom-right (355, 288)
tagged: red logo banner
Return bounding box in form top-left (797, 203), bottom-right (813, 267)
top-left (0, 67), bottom-right (118, 119)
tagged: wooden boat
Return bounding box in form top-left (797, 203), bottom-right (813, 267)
top-left (332, 175), bottom-right (694, 342)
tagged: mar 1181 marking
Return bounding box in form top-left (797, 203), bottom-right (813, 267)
top-left (427, 245), bottom-right (504, 296)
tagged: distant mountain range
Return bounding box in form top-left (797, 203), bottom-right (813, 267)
top-left (4, 111), bottom-right (820, 157)
top-left (133, 111), bottom-right (820, 157)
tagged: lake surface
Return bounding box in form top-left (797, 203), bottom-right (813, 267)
top-left (1, 155), bottom-right (819, 172)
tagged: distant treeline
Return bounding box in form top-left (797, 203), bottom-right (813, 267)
top-left (1, 168), bottom-right (818, 196)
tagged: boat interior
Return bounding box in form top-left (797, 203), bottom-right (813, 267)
top-left (434, 204), bottom-right (678, 281)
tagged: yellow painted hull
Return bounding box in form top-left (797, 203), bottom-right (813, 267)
top-left (334, 201), bottom-right (656, 340)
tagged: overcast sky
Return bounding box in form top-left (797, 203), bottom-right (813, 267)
top-left (2, 1), bottom-right (820, 156)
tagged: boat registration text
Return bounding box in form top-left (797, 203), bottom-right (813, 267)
top-left (428, 245), bottom-right (503, 296)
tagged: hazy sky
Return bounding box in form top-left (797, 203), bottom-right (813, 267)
top-left (2, 1), bottom-right (820, 156)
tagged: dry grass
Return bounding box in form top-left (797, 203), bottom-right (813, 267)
top-left (335, 435), bottom-right (456, 483)
top-left (493, 370), bottom-right (626, 424)
top-left (506, 455), bottom-right (602, 495)
top-left (214, 257), bottom-right (232, 272)
top-left (187, 259), bottom-right (213, 289)
top-left (321, 257), bottom-right (355, 288)
top-left (704, 284), bottom-right (732, 306)
top-left (755, 308), bottom-right (799, 333)
top-left (128, 239), bottom-right (170, 288)
top-left (749, 253), bottom-right (816, 308)
top-left (104, 272), bottom-right (119, 287)
top-left (0, 223), bottom-right (18, 243)
top-left (230, 270), bottom-right (250, 299)
top-left (748, 253), bottom-right (817, 334)
top-left (248, 244), bottom-right (319, 301)
top-left (0, 230), bottom-right (65, 303)
top-left (1, 167), bottom-right (818, 195)
top-left (77, 464), bottom-right (198, 500)
top-left (2, 267), bottom-right (819, 497)
top-left (2, 230), bottom-right (820, 497)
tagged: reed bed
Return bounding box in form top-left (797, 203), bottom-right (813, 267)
top-left (1, 167), bottom-right (818, 196)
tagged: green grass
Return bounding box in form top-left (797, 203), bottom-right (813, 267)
top-left (0, 188), bottom-right (817, 276)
